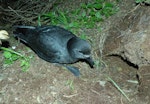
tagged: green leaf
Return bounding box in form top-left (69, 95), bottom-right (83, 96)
top-left (3, 51), bottom-right (12, 58)
top-left (81, 3), bottom-right (87, 9)
top-left (81, 10), bottom-right (86, 17)
top-left (87, 3), bottom-right (93, 8)
top-left (80, 34), bottom-right (87, 40)
top-left (68, 22), bottom-right (80, 28)
top-left (135, 0), bottom-right (143, 3)
top-left (104, 2), bottom-right (114, 8)
top-left (20, 59), bottom-right (30, 72)
top-left (95, 12), bottom-right (102, 18)
top-left (4, 59), bottom-right (13, 65)
top-left (11, 54), bottom-right (20, 61)
top-left (93, 3), bottom-right (102, 9)
top-left (20, 60), bottom-right (26, 67)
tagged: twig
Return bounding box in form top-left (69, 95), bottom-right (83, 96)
top-left (107, 76), bottom-right (131, 101)
top-left (1, 0), bottom-right (56, 25)
top-left (8, 6), bottom-right (25, 19)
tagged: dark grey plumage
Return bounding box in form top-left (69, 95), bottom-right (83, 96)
top-left (13, 25), bottom-right (94, 76)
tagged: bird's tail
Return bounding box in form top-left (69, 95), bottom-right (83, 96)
top-left (13, 26), bottom-right (36, 43)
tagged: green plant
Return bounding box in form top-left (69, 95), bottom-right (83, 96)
top-left (41, 10), bottom-right (69, 27)
top-left (70, 0), bottom-right (119, 28)
top-left (38, 15), bottom-right (41, 26)
top-left (80, 33), bottom-right (88, 40)
top-left (39, 0), bottom-right (119, 29)
top-left (66, 79), bottom-right (74, 91)
top-left (0, 47), bottom-right (32, 72)
top-left (135, 0), bottom-right (150, 4)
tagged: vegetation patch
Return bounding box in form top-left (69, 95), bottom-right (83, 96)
top-left (0, 47), bottom-right (33, 72)
top-left (40, 0), bottom-right (119, 30)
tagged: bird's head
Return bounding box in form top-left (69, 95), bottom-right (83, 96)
top-left (67, 37), bottom-right (92, 60)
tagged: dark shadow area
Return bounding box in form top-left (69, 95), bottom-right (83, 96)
top-left (107, 54), bottom-right (139, 69)
top-left (0, 41), bottom-right (10, 48)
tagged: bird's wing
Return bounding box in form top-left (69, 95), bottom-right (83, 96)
top-left (37, 25), bottom-right (76, 38)
top-left (33, 33), bottom-right (61, 63)
top-left (31, 26), bottom-right (76, 63)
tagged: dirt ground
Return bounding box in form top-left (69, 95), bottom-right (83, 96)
top-left (0, 0), bottom-right (150, 104)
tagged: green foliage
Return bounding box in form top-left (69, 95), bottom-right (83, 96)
top-left (66, 79), bottom-right (74, 91)
top-left (135, 0), bottom-right (150, 4)
top-left (39, 0), bottom-right (119, 29)
top-left (135, 0), bottom-right (143, 3)
top-left (38, 15), bottom-right (41, 26)
top-left (80, 33), bottom-right (87, 40)
top-left (3, 51), bottom-right (20, 65)
top-left (0, 47), bottom-right (32, 72)
top-left (78, 0), bottom-right (118, 28)
top-left (20, 57), bottom-right (31, 72)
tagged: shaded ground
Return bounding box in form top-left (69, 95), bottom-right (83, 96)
top-left (0, 0), bottom-right (150, 104)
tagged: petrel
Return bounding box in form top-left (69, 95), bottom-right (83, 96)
top-left (13, 25), bottom-right (94, 76)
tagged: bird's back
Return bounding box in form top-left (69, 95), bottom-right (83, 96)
top-left (34, 26), bottom-right (77, 63)
top-left (13, 25), bottom-right (78, 63)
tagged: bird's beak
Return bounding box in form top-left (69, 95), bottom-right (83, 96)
top-left (83, 54), bottom-right (91, 58)
top-left (85, 56), bottom-right (94, 68)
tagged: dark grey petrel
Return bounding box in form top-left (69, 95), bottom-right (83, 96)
top-left (13, 25), bottom-right (94, 76)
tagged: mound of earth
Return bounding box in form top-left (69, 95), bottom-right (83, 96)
top-left (104, 5), bottom-right (150, 101)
